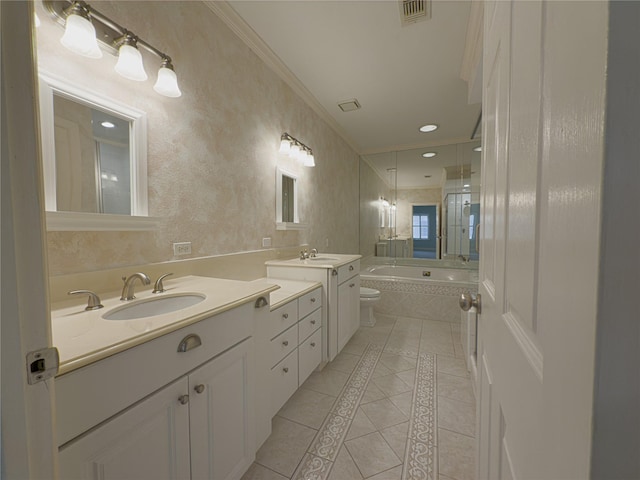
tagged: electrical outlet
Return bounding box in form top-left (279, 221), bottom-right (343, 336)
top-left (262, 237), bottom-right (272, 248)
top-left (173, 242), bottom-right (191, 256)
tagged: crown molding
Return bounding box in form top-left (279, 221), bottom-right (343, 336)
top-left (204, 1), bottom-right (362, 154)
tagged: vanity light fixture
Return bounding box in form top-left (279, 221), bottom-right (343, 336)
top-left (44, 0), bottom-right (182, 97)
top-left (419, 124), bottom-right (438, 133)
top-left (278, 132), bottom-right (315, 167)
top-left (35, 12), bottom-right (42, 28)
top-left (422, 152), bottom-right (437, 158)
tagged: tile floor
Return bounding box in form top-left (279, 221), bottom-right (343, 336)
top-left (242, 313), bottom-right (476, 480)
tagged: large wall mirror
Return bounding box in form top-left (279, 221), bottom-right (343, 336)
top-left (360, 140), bottom-right (481, 266)
top-left (39, 73), bottom-right (156, 231)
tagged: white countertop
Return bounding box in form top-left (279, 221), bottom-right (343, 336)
top-left (51, 275), bottom-right (279, 375)
top-left (251, 277), bottom-right (322, 310)
top-left (265, 253), bottom-right (361, 269)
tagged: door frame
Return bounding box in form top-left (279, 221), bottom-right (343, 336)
top-left (1, 2), bottom-right (58, 478)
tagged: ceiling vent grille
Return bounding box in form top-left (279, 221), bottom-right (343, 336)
top-left (400, 0), bottom-right (430, 26)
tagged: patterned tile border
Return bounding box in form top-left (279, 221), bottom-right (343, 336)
top-left (291, 343), bottom-right (383, 480)
top-left (401, 353), bottom-right (437, 480)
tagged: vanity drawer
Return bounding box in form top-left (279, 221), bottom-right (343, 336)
top-left (298, 328), bottom-right (322, 385)
top-left (298, 287), bottom-right (322, 319)
top-left (269, 301), bottom-right (298, 340)
top-left (271, 349), bottom-right (298, 416)
top-left (337, 260), bottom-right (360, 284)
top-left (298, 308), bottom-right (321, 344)
top-left (270, 324), bottom-right (298, 367)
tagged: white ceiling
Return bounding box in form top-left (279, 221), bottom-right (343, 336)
top-left (227, 0), bottom-right (481, 154)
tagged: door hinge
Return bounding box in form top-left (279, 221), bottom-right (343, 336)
top-left (26, 347), bottom-right (59, 385)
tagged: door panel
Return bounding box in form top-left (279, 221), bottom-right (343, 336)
top-left (478, 1), bottom-right (606, 478)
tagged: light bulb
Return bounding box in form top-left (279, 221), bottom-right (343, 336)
top-left (115, 41), bottom-right (147, 82)
top-left (304, 151), bottom-right (315, 167)
top-left (279, 135), bottom-right (291, 154)
top-left (289, 142), bottom-right (301, 159)
top-left (60, 6), bottom-right (102, 59)
top-left (153, 62), bottom-right (182, 97)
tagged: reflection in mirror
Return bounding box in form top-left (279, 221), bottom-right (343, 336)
top-left (359, 140), bottom-right (481, 266)
top-left (276, 167), bottom-right (304, 229)
top-left (39, 73), bottom-right (154, 231)
top-left (53, 95), bottom-right (131, 215)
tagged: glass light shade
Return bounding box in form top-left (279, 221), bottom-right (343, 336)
top-left (115, 44), bottom-right (148, 81)
top-left (279, 138), bottom-right (291, 154)
top-left (60, 13), bottom-right (102, 58)
top-left (35, 13), bottom-right (41, 28)
top-left (289, 143), bottom-right (301, 159)
top-left (304, 152), bottom-right (315, 167)
top-left (153, 66), bottom-right (182, 97)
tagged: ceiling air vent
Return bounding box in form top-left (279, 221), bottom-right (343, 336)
top-left (399, 0), bottom-right (430, 26)
top-left (338, 99), bottom-right (361, 112)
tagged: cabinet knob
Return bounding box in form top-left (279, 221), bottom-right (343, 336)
top-left (349, 265), bottom-right (354, 271)
top-left (283, 367), bottom-right (289, 373)
top-left (282, 340), bottom-right (289, 346)
top-left (349, 283), bottom-right (355, 288)
top-left (310, 320), bottom-right (316, 325)
top-left (310, 298), bottom-right (316, 303)
top-left (194, 384), bottom-right (205, 394)
top-left (311, 342), bottom-right (316, 347)
top-left (283, 313), bottom-right (289, 319)
top-left (178, 394), bottom-right (189, 405)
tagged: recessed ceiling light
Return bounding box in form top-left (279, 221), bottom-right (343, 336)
top-left (101, 121), bottom-right (115, 128)
top-left (473, 146), bottom-right (482, 152)
top-left (419, 124), bottom-right (438, 133)
top-left (464, 184), bottom-right (470, 187)
top-left (422, 152), bottom-right (437, 158)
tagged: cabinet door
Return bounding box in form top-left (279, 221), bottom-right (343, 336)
top-left (58, 378), bottom-right (191, 480)
top-left (337, 276), bottom-right (360, 353)
top-left (189, 337), bottom-right (255, 480)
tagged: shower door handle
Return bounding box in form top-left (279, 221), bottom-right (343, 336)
top-left (475, 223), bottom-right (481, 252)
top-left (459, 292), bottom-right (481, 314)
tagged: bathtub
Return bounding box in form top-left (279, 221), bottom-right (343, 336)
top-left (360, 263), bottom-right (478, 324)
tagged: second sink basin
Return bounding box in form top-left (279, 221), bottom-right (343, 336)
top-left (308, 256), bottom-right (339, 262)
top-left (103, 293), bottom-right (206, 321)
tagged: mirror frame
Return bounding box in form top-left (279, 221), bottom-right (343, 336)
top-left (275, 166), bottom-right (305, 230)
top-left (38, 71), bottom-right (157, 231)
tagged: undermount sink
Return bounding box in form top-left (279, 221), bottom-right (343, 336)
top-left (103, 293), bottom-right (206, 321)
top-left (308, 256), bottom-right (339, 262)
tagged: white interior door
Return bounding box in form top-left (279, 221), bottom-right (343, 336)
top-left (477, 1), bottom-right (608, 478)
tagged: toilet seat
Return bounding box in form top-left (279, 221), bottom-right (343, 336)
top-left (360, 287), bottom-right (380, 298)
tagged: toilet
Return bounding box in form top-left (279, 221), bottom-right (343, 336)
top-left (360, 287), bottom-right (381, 327)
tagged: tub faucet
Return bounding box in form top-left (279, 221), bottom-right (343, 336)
top-left (121, 272), bottom-right (151, 301)
top-left (457, 254), bottom-right (469, 263)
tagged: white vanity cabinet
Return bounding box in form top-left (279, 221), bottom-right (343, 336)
top-left (56, 300), bottom-right (266, 480)
top-left (255, 286), bottom-right (323, 447)
top-left (266, 256), bottom-right (360, 362)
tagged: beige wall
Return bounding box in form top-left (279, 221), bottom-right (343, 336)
top-left (36, 1), bottom-right (359, 276)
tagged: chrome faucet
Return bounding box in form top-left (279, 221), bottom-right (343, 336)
top-left (120, 272), bottom-right (151, 301)
top-left (300, 249), bottom-right (309, 260)
top-left (310, 248), bottom-right (318, 258)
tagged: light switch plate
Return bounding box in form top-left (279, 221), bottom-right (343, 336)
top-left (262, 237), bottom-right (272, 248)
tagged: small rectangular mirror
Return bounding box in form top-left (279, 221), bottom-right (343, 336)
top-left (276, 167), bottom-right (305, 230)
top-left (39, 72), bottom-right (156, 231)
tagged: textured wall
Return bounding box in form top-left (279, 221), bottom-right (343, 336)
top-left (36, 1), bottom-right (359, 275)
